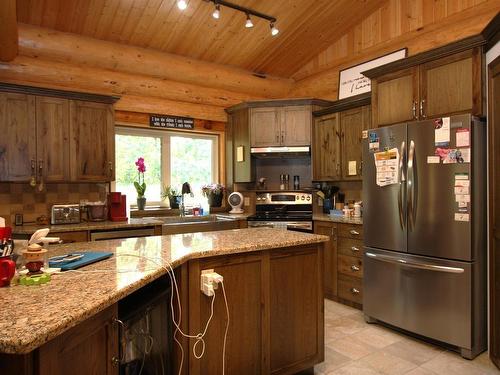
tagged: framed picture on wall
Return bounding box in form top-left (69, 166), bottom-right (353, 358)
top-left (338, 48), bottom-right (407, 99)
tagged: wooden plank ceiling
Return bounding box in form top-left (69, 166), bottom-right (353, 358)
top-left (16, 0), bottom-right (387, 78)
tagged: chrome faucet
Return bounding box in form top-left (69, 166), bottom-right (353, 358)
top-left (180, 182), bottom-right (193, 216)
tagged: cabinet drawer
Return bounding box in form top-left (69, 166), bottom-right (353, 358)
top-left (338, 254), bottom-right (363, 278)
top-left (51, 231), bottom-right (88, 243)
top-left (338, 238), bottom-right (363, 258)
top-left (339, 224), bottom-right (363, 239)
top-left (338, 274), bottom-right (363, 304)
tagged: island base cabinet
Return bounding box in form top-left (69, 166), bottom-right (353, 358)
top-left (185, 245), bottom-right (324, 375)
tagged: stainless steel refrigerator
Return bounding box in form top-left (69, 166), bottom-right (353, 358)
top-left (362, 113), bottom-right (486, 359)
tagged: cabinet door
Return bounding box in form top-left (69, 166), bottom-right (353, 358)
top-left (0, 93), bottom-right (36, 182)
top-left (420, 49), bottom-right (481, 119)
top-left (38, 305), bottom-right (118, 375)
top-left (314, 221), bottom-right (337, 299)
top-left (70, 100), bottom-right (114, 182)
top-left (36, 97), bottom-right (70, 182)
top-left (372, 67), bottom-right (419, 127)
top-left (250, 107), bottom-right (280, 147)
top-left (282, 105), bottom-right (311, 146)
top-left (340, 106), bottom-right (366, 180)
top-left (312, 114), bottom-right (341, 181)
top-left (270, 246), bottom-right (323, 373)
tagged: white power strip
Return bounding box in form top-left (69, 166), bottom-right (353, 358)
top-left (200, 269), bottom-right (224, 296)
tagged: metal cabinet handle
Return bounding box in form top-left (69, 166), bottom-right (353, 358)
top-left (349, 229), bottom-right (359, 235)
top-left (351, 265), bottom-right (360, 271)
top-left (365, 252), bottom-right (465, 273)
top-left (420, 100), bottom-right (426, 118)
top-left (412, 101), bottom-right (417, 119)
top-left (30, 159), bottom-right (37, 187)
top-left (276, 132), bottom-right (280, 142)
top-left (281, 131), bottom-right (285, 144)
top-left (113, 318), bottom-right (126, 365)
top-left (351, 246), bottom-right (360, 252)
top-left (351, 287), bottom-right (360, 294)
top-left (108, 161), bottom-right (113, 177)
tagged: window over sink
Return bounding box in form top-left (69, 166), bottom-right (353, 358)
top-left (114, 127), bottom-right (219, 207)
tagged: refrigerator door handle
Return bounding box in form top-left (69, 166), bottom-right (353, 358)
top-left (407, 140), bottom-right (416, 230)
top-left (398, 141), bottom-right (406, 230)
top-left (365, 252), bottom-right (465, 274)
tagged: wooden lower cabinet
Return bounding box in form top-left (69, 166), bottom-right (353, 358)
top-left (187, 245), bottom-right (324, 375)
top-left (314, 221), bottom-right (338, 299)
top-left (314, 221), bottom-right (363, 308)
top-left (50, 230), bottom-right (89, 243)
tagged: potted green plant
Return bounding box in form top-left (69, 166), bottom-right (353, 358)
top-left (161, 185), bottom-right (181, 209)
top-left (201, 183), bottom-right (225, 207)
top-left (134, 157), bottom-right (147, 210)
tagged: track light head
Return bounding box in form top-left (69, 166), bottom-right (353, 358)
top-left (270, 22), bottom-right (279, 36)
top-left (177, 0), bottom-right (187, 10)
top-left (212, 3), bottom-right (220, 19)
top-left (245, 14), bottom-right (254, 28)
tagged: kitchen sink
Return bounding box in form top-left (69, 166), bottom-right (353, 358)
top-left (145, 214), bottom-right (240, 235)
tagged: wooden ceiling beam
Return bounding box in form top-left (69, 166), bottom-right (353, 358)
top-left (17, 23), bottom-right (293, 98)
top-left (0, 0), bottom-right (18, 62)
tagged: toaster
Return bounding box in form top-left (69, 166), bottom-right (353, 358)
top-left (51, 204), bottom-right (81, 225)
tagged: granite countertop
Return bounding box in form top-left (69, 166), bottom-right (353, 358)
top-left (313, 213), bottom-right (363, 225)
top-left (12, 218), bottom-right (165, 235)
top-left (0, 228), bottom-right (328, 354)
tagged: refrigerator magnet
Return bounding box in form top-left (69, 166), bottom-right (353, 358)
top-left (434, 117), bottom-right (450, 146)
top-left (454, 186), bottom-right (469, 195)
top-left (458, 201), bottom-right (468, 208)
top-left (458, 148), bottom-right (470, 163)
top-left (455, 194), bottom-right (471, 203)
top-left (454, 213), bottom-right (470, 222)
top-left (455, 173), bottom-right (469, 180)
top-left (456, 128), bottom-right (470, 147)
top-left (427, 156), bottom-right (440, 164)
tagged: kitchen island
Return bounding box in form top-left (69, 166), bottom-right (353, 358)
top-left (0, 228), bottom-right (328, 374)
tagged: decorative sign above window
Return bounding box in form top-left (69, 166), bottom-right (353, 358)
top-left (150, 114), bottom-right (195, 129)
top-left (338, 48), bottom-right (407, 100)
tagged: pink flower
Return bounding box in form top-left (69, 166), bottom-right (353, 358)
top-left (135, 157), bottom-right (146, 173)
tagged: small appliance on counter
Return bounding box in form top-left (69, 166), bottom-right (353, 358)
top-left (87, 201), bottom-right (108, 222)
top-left (51, 204), bottom-right (81, 225)
top-left (228, 192), bottom-right (244, 214)
top-left (108, 192), bottom-right (128, 222)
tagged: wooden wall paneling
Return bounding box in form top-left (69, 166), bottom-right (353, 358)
top-left (115, 96), bottom-right (227, 123)
top-left (0, 56), bottom-right (259, 108)
top-left (17, 24), bottom-right (292, 98)
top-left (0, 0), bottom-right (18, 62)
top-left (232, 109), bottom-right (254, 183)
top-left (0, 93), bottom-right (36, 182)
top-left (35, 96), bottom-right (70, 182)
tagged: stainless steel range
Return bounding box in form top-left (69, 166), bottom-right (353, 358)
top-left (247, 191), bottom-right (313, 233)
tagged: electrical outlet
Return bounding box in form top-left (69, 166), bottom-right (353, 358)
top-left (200, 269), bottom-right (223, 297)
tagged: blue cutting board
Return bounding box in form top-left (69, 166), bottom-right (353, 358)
top-left (49, 252), bottom-right (113, 271)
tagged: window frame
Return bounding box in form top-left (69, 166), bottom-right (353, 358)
top-left (114, 126), bottom-right (219, 208)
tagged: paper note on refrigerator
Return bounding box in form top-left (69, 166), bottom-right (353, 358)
top-left (435, 117), bottom-right (450, 146)
top-left (454, 213), bottom-right (470, 222)
top-left (456, 128), bottom-right (470, 147)
top-left (374, 148), bottom-right (399, 187)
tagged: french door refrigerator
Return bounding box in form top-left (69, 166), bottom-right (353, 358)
top-left (362, 114), bottom-right (486, 359)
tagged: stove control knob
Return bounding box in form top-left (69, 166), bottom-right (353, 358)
top-left (301, 195), bottom-right (305, 201)
top-left (306, 196), bottom-right (311, 201)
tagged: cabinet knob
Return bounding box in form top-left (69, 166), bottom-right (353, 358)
top-left (351, 287), bottom-right (360, 294)
top-left (351, 265), bottom-right (360, 272)
top-left (351, 246), bottom-right (360, 252)
top-left (108, 161), bottom-right (113, 177)
top-left (349, 229), bottom-right (359, 235)
top-left (111, 357), bottom-right (120, 366)
top-left (420, 100), bottom-right (426, 119)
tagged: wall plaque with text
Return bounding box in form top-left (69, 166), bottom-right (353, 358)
top-left (150, 114), bottom-right (195, 129)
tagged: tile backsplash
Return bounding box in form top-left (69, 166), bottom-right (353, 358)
top-left (0, 183), bottom-right (108, 226)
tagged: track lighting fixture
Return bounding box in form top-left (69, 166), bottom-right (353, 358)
top-left (270, 22), bottom-right (279, 36)
top-left (212, 3), bottom-right (220, 19)
top-left (177, 0), bottom-right (187, 10)
top-left (245, 14), bottom-right (254, 28)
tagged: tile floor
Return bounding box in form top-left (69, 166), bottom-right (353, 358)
top-left (316, 299), bottom-right (499, 375)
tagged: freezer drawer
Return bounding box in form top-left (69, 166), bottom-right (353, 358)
top-left (363, 247), bottom-right (472, 350)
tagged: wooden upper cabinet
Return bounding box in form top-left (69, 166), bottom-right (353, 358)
top-left (370, 47), bottom-right (483, 127)
top-left (341, 105), bottom-right (371, 180)
top-left (372, 67), bottom-right (418, 127)
top-left (282, 105), bottom-right (312, 146)
top-left (420, 49), bottom-right (479, 119)
top-left (0, 93), bottom-right (36, 182)
top-left (312, 113), bottom-right (341, 181)
top-left (232, 109), bottom-right (254, 183)
top-left (70, 100), bottom-right (114, 182)
top-left (35, 97), bottom-right (70, 182)
top-left (250, 107), bottom-right (280, 147)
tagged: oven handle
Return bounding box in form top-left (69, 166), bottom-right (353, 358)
top-left (248, 222), bottom-right (275, 228)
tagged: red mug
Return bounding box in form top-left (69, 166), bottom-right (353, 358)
top-left (0, 227), bottom-right (12, 240)
top-left (0, 256), bottom-right (15, 287)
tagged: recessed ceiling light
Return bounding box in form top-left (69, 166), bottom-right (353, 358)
top-left (177, 0), bottom-right (187, 10)
top-left (270, 22), bottom-right (279, 36)
top-left (212, 3), bottom-right (220, 19)
top-left (245, 14), bottom-right (254, 28)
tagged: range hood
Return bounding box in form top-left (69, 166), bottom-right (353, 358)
top-left (250, 146), bottom-right (310, 158)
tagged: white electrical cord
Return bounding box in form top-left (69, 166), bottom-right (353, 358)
top-left (52, 253), bottom-right (229, 375)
